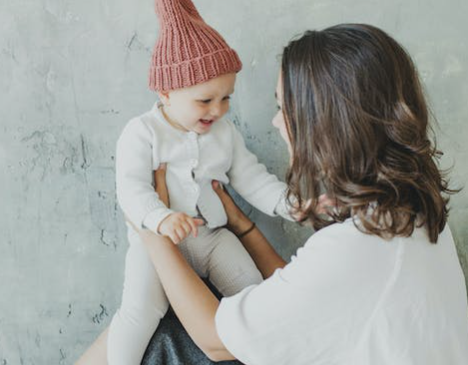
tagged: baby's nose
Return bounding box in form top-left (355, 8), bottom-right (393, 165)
top-left (210, 104), bottom-right (222, 118)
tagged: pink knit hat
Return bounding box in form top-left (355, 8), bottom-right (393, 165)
top-left (149, 0), bottom-right (242, 92)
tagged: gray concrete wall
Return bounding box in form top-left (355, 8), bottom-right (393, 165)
top-left (1, 0), bottom-right (467, 363)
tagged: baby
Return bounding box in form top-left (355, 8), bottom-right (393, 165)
top-left (108, 1), bottom-right (291, 364)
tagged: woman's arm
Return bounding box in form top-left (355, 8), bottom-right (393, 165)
top-left (211, 181), bottom-right (286, 278)
top-left (237, 226), bottom-right (286, 278)
top-left (139, 229), bottom-right (235, 362)
top-left (134, 169), bottom-right (286, 361)
top-left (132, 168), bottom-right (235, 361)
top-left (156, 166), bottom-right (286, 279)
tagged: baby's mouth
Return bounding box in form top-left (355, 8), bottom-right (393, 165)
top-left (199, 119), bottom-right (214, 126)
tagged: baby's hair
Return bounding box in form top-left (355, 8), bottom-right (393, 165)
top-left (281, 23), bottom-right (456, 243)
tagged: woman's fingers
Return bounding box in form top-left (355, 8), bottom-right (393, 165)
top-left (154, 163), bottom-right (167, 185)
top-left (317, 194), bottom-right (337, 214)
top-left (154, 163), bottom-right (170, 207)
top-left (212, 180), bottom-right (229, 201)
top-left (318, 194), bottom-right (334, 205)
top-left (211, 180), bottom-right (249, 233)
top-left (212, 180), bottom-right (239, 210)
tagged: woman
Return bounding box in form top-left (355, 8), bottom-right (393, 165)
top-left (78, 24), bottom-right (468, 364)
top-left (140, 24), bottom-right (468, 364)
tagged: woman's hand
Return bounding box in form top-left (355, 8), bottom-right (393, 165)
top-left (317, 194), bottom-right (337, 214)
top-left (126, 167), bottom-right (233, 361)
top-left (211, 181), bottom-right (253, 236)
top-left (154, 163), bottom-right (170, 206)
top-left (154, 166), bottom-right (251, 237)
top-left (291, 194), bottom-right (338, 221)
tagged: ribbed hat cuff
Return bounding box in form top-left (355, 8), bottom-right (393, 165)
top-left (149, 48), bottom-right (242, 92)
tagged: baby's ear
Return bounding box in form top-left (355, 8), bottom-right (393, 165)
top-left (158, 90), bottom-right (171, 105)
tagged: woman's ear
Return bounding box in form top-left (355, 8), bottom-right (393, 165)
top-left (158, 91), bottom-right (171, 106)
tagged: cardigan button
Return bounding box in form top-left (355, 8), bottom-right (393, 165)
top-left (190, 159), bottom-right (198, 167)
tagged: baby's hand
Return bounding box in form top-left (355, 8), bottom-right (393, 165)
top-left (158, 212), bottom-right (204, 244)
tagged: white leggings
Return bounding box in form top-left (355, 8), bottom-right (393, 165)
top-left (107, 225), bottom-right (263, 365)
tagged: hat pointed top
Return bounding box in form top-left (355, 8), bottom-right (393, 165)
top-left (154, 0), bottom-right (203, 27)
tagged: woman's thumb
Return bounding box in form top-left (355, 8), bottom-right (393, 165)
top-left (212, 180), bottom-right (226, 191)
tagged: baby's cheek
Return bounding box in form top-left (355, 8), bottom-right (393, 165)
top-left (221, 103), bottom-right (230, 116)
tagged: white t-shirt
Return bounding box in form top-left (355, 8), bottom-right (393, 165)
top-left (215, 219), bottom-right (468, 365)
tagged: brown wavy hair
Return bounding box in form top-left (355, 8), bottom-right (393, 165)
top-left (281, 24), bottom-right (455, 243)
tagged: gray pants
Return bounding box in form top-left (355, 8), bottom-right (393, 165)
top-left (107, 225), bottom-right (262, 365)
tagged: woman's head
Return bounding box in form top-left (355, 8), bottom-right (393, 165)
top-left (276, 23), bottom-right (453, 243)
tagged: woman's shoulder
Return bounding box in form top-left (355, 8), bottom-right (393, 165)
top-left (304, 218), bottom-right (369, 247)
top-left (301, 218), bottom-right (457, 264)
top-left (298, 218), bottom-right (409, 267)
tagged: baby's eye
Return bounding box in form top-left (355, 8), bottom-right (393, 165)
top-left (199, 99), bottom-right (212, 104)
top-left (222, 96), bottom-right (231, 101)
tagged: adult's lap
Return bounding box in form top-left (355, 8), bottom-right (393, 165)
top-left (141, 280), bottom-right (242, 365)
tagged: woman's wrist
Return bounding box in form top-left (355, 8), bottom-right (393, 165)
top-left (236, 222), bottom-right (256, 238)
top-left (229, 215), bottom-right (253, 236)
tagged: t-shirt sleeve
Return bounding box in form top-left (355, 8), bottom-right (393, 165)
top-left (215, 271), bottom-right (292, 365)
top-left (214, 223), bottom-right (397, 365)
top-left (215, 262), bottom-right (320, 365)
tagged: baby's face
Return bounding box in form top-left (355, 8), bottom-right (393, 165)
top-left (159, 73), bottom-right (236, 135)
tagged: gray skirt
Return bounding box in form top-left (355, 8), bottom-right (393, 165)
top-left (141, 279), bottom-right (243, 365)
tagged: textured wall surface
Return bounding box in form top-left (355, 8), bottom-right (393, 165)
top-left (1, 0), bottom-right (467, 363)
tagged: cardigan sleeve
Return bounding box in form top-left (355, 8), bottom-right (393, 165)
top-left (115, 118), bottom-right (174, 233)
top-left (227, 123), bottom-right (292, 220)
